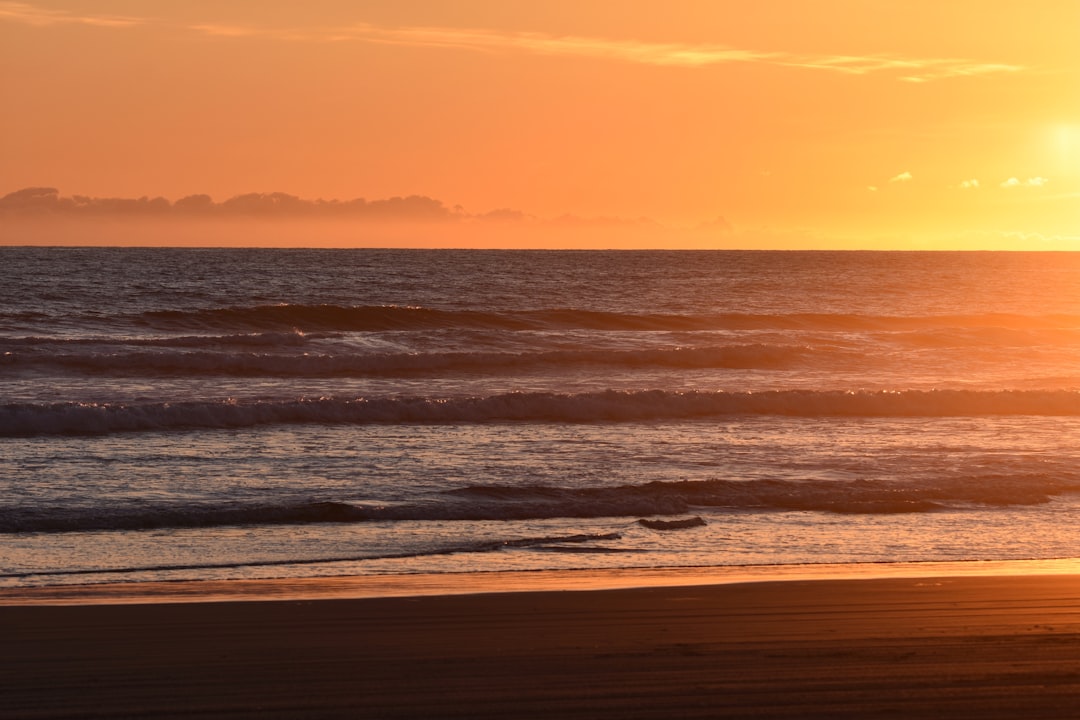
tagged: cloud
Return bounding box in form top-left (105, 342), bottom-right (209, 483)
top-left (889, 171), bottom-right (913, 183)
top-left (0, 4), bottom-right (1024, 82)
top-left (476, 208), bottom-right (533, 223)
top-left (772, 55), bottom-right (1022, 82)
top-left (229, 23), bottom-right (1025, 81)
top-left (187, 23), bottom-right (260, 38)
top-left (867, 186), bottom-right (879, 192)
top-left (0, 188), bottom-right (463, 222)
top-left (695, 216), bottom-right (734, 233)
top-left (340, 24), bottom-right (774, 68)
top-left (0, 187), bottom-right (170, 214)
top-left (958, 179), bottom-right (980, 189)
top-left (897, 63), bottom-right (1024, 83)
top-left (1000, 177), bottom-right (1049, 188)
top-left (0, 1), bottom-right (139, 28)
top-left (0, 187), bottom-right (751, 249)
top-left (0, 188), bottom-right (687, 229)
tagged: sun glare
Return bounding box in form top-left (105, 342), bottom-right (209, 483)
top-left (1051, 125), bottom-right (1079, 171)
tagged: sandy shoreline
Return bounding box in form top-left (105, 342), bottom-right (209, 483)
top-left (6, 570), bottom-right (1080, 718)
top-left (6, 558), bottom-right (1080, 606)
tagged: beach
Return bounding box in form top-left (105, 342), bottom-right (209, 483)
top-left (6, 571), bottom-right (1080, 718)
top-left (7, 251), bottom-right (1080, 717)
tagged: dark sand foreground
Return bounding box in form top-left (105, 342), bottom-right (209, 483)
top-left (6, 573), bottom-right (1080, 718)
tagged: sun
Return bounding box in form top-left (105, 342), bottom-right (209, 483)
top-left (1050, 124), bottom-right (1080, 174)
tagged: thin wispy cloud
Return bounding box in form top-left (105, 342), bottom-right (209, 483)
top-left (343, 24), bottom-right (774, 67)
top-left (0, 3), bottom-right (1024, 82)
top-left (889, 171), bottom-right (913, 183)
top-left (188, 24), bottom-right (260, 38)
top-left (0, 1), bottom-right (139, 28)
top-left (771, 54), bottom-right (1020, 82)
top-left (1001, 177), bottom-right (1049, 188)
top-left (897, 63), bottom-right (1024, 83)
top-left (293, 24), bottom-right (1026, 82)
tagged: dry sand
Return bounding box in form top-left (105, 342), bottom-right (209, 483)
top-left (6, 573), bottom-right (1080, 718)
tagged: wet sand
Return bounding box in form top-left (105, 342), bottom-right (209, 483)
top-left (6, 573), bottom-right (1080, 718)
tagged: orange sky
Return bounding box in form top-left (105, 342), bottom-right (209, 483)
top-left (1, 0), bottom-right (1077, 248)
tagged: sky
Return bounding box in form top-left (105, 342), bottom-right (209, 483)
top-left (1, 0), bottom-right (1078, 248)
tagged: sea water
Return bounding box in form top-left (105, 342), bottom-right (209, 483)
top-left (4, 248), bottom-right (1080, 586)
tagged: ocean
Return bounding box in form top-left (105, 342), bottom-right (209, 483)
top-left (4, 247), bottom-right (1080, 588)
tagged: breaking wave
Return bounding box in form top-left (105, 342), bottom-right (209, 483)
top-left (2, 331), bottom-right (317, 349)
top-left (4, 474), bottom-right (1076, 534)
top-left (0, 532), bottom-right (625, 578)
top-left (1, 343), bottom-right (818, 376)
top-left (5, 389), bottom-right (1080, 436)
top-left (132, 304), bottom-right (1080, 334)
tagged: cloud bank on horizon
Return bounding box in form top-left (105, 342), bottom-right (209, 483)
top-left (0, 187), bottom-right (740, 249)
top-left (0, 187), bottom-right (670, 229)
top-left (0, 187), bottom-right (467, 221)
top-left (5, 186), bottom-right (1073, 252)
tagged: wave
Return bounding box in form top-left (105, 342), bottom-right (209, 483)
top-left (443, 474), bottom-right (1077, 517)
top-left (0, 531), bottom-right (625, 577)
top-left (1, 331), bottom-right (318, 349)
top-left (133, 303), bottom-right (1080, 334)
top-left (5, 474), bottom-right (1075, 534)
top-left (5, 389), bottom-right (1080, 436)
top-left (139, 304), bottom-right (542, 332)
top-left (1, 343), bottom-right (818, 377)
